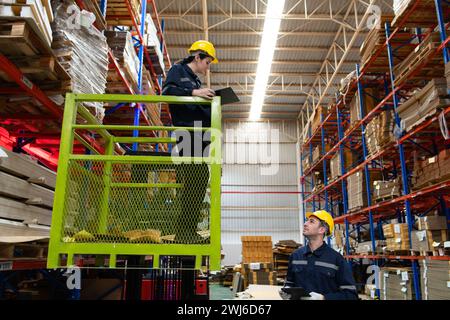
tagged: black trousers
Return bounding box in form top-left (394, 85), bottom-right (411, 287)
top-left (174, 131), bottom-right (210, 242)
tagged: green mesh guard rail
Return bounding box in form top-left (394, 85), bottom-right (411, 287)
top-left (47, 94), bottom-right (221, 270)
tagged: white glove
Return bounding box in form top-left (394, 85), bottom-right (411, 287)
top-left (301, 292), bottom-right (325, 300)
top-left (278, 289), bottom-right (292, 300)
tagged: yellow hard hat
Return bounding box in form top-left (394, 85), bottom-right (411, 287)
top-left (188, 40), bottom-right (218, 63)
top-left (306, 210), bottom-right (334, 237)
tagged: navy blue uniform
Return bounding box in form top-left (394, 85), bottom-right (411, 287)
top-left (162, 63), bottom-right (211, 127)
top-left (286, 242), bottom-right (358, 300)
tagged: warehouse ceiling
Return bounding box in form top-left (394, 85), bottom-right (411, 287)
top-left (155, 0), bottom-right (393, 121)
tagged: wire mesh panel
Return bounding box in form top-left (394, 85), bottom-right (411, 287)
top-left (62, 161), bottom-right (211, 245)
top-left (47, 94), bottom-right (221, 270)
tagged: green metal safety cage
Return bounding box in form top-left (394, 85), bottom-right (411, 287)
top-left (47, 94), bottom-right (221, 270)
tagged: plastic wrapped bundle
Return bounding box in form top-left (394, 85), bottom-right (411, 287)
top-left (51, 0), bottom-right (108, 121)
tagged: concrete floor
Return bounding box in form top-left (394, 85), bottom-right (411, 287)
top-left (209, 283), bottom-right (235, 300)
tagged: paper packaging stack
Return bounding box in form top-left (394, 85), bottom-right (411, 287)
top-left (398, 78), bottom-right (450, 132)
top-left (392, 0), bottom-right (442, 27)
top-left (330, 149), bottom-right (354, 181)
top-left (420, 260), bottom-right (450, 300)
top-left (104, 30), bottom-right (141, 90)
top-left (51, 0), bottom-right (108, 121)
top-left (372, 179), bottom-right (401, 202)
top-left (241, 236), bottom-right (273, 264)
top-left (355, 240), bottom-right (386, 254)
top-left (383, 223), bottom-right (410, 251)
top-left (242, 263), bottom-right (277, 287)
top-left (348, 88), bottom-right (380, 128)
top-left (380, 267), bottom-right (416, 300)
top-left (359, 15), bottom-right (413, 72)
top-left (365, 111), bottom-right (395, 156)
top-left (311, 105), bottom-right (329, 134)
top-left (347, 170), bottom-right (382, 211)
top-left (144, 14), bottom-right (164, 75)
top-left (273, 240), bottom-right (301, 280)
top-left (412, 149), bottom-right (450, 190)
top-left (412, 215), bottom-right (448, 253)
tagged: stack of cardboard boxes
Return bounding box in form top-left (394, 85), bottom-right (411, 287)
top-left (311, 106), bottom-right (329, 134)
top-left (365, 111), bottom-right (395, 156)
top-left (348, 88), bottom-right (380, 129)
top-left (372, 179), bottom-right (401, 202)
top-left (380, 267), bottom-right (416, 300)
top-left (241, 236), bottom-right (277, 287)
top-left (383, 223), bottom-right (410, 252)
top-left (397, 78), bottom-right (450, 132)
top-left (412, 215), bottom-right (448, 254)
top-left (420, 260), bottom-right (450, 300)
top-left (347, 171), bottom-right (382, 211)
top-left (412, 149), bottom-right (450, 191)
top-left (330, 149), bottom-right (355, 181)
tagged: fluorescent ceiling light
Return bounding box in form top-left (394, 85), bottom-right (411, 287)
top-left (249, 0), bottom-right (285, 121)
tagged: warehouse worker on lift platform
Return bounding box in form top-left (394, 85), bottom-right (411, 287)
top-left (280, 210), bottom-right (358, 300)
top-left (161, 40), bottom-right (218, 243)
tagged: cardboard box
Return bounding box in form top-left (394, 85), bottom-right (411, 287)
top-left (416, 216), bottom-right (448, 231)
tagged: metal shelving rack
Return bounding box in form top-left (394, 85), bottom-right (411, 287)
top-left (0, 1), bottom-right (171, 298)
top-left (300, 0), bottom-right (450, 300)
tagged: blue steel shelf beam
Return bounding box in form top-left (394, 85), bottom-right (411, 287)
top-left (385, 22), bottom-right (421, 301)
top-left (356, 64), bottom-right (380, 298)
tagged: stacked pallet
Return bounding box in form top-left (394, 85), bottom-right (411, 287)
top-left (372, 179), bottom-right (401, 202)
top-left (0, 147), bottom-right (54, 260)
top-left (412, 149), bottom-right (450, 191)
top-left (355, 240), bottom-right (386, 255)
top-left (0, 19), bottom-right (71, 127)
top-left (143, 13), bottom-right (164, 75)
top-left (398, 78), bottom-right (450, 132)
top-left (359, 15), bottom-right (413, 73)
top-left (312, 145), bottom-right (320, 164)
top-left (105, 30), bottom-right (140, 92)
top-left (380, 267), bottom-right (416, 300)
top-left (330, 149), bottom-right (355, 181)
top-left (420, 260), bottom-right (450, 300)
top-left (365, 111), bottom-right (395, 156)
top-left (392, 0), bottom-right (447, 27)
top-left (273, 240), bottom-right (301, 280)
top-left (0, 0), bottom-right (53, 46)
top-left (302, 156), bottom-right (310, 172)
top-left (241, 263), bottom-right (277, 287)
top-left (104, 0), bottom-right (141, 26)
top-left (412, 215), bottom-right (448, 254)
top-left (349, 88), bottom-right (381, 128)
top-left (394, 32), bottom-right (445, 86)
top-left (51, 0), bottom-right (108, 122)
top-left (347, 170), bottom-right (382, 211)
top-left (241, 236), bottom-right (273, 263)
top-left (383, 223), bottom-right (410, 252)
top-left (311, 105), bottom-right (329, 134)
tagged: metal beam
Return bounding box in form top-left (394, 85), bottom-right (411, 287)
top-left (168, 45), bottom-right (361, 53)
top-left (171, 59), bottom-right (361, 65)
top-left (164, 30), bottom-right (368, 37)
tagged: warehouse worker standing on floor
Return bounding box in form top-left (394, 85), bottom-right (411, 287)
top-left (162, 40), bottom-right (218, 243)
top-left (280, 210), bottom-right (358, 300)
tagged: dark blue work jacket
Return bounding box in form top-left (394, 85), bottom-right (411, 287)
top-left (286, 242), bottom-right (358, 300)
top-left (162, 62), bottom-right (211, 127)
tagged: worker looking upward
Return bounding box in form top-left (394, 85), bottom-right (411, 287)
top-left (281, 210), bottom-right (358, 300)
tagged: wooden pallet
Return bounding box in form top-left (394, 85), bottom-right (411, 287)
top-left (395, 42), bottom-right (444, 86)
top-left (105, 0), bottom-right (141, 26)
top-left (0, 241), bottom-right (48, 259)
top-left (0, 20), bottom-right (71, 90)
top-left (374, 194), bottom-right (398, 203)
top-left (392, 0), bottom-right (447, 28)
